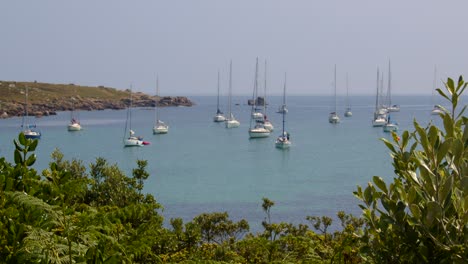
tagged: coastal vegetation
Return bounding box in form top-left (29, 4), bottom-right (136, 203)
top-left (0, 80), bottom-right (193, 118)
top-left (0, 77), bottom-right (466, 263)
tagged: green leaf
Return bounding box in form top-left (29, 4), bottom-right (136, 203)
top-left (436, 139), bottom-right (452, 165)
top-left (408, 186), bottom-right (418, 204)
top-left (364, 185), bottom-right (373, 206)
top-left (373, 176), bottom-right (388, 194)
top-left (29, 139), bottom-right (38, 151)
top-left (381, 138), bottom-right (396, 153)
top-left (436, 88), bottom-right (450, 101)
top-left (13, 139), bottom-right (22, 152)
top-left (446, 78), bottom-right (455, 95)
top-left (401, 130), bottom-right (410, 149)
top-left (18, 133), bottom-right (26, 146)
top-left (442, 113), bottom-right (454, 138)
top-left (409, 204), bottom-right (421, 219)
top-left (426, 201), bottom-right (442, 226)
top-left (14, 150), bottom-right (22, 165)
top-left (439, 176), bottom-right (453, 207)
top-left (26, 154), bottom-right (36, 167)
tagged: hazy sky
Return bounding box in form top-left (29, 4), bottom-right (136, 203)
top-left (1, 0), bottom-right (467, 95)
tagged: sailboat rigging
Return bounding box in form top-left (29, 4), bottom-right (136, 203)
top-left (22, 86), bottom-right (41, 139)
top-left (123, 86), bottom-right (148, 147)
top-left (262, 60), bottom-right (274, 131)
top-left (328, 65), bottom-right (340, 124)
top-left (213, 70), bottom-right (226, 122)
top-left (431, 66), bottom-right (445, 115)
top-left (275, 73), bottom-right (291, 149)
top-left (344, 73), bottom-right (352, 117)
top-left (153, 76), bottom-right (169, 134)
top-left (225, 60), bottom-right (240, 128)
top-left (249, 58), bottom-right (270, 138)
top-left (68, 87), bottom-right (82, 131)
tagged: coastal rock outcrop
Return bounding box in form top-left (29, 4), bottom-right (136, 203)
top-left (0, 81), bottom-right (194, 118)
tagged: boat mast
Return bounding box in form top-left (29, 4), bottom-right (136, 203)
top-left (250, 57), bottom-right (259, 129)
top-left (129, 86), bottom-right (133, 131)
top-left (264, 60), bottom-right (267, 114)
top-left (228, 60), bottom-right (232, 119)
top-left (387, 60), bottom-right (392, 106)
top-left (23, 86), bottom-right (29, 128)
top-left (432, 65), bottom-right (437, 106)
top-left (282, 73), bottom-right (287, 135)
top-left (346, 73), bottom-right (349, 109)
top-left (375, 68), bottom-right (379, 113)
top-left (156, 76), bottom-right (160, 123)
top-left (334, 64), bottom-right (337, 113)
top-left (217, 70), bottom-right (220, 113)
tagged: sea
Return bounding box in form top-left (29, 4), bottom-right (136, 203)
top-left (0, 95), bottom-right (458, 232)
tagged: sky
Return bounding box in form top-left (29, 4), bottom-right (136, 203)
top-left (1, 0), bottom-right (467, 96)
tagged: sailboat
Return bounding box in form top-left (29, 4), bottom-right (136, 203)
top-left (386, 61), bottom-right (400, 112)
top-left (344, 73), bottom-right (352, 117)
top-left (22, 86), bottom-right (41, 139)
top-left (123, 86), bottom-right (148, 147)
top-left (383, 114), bottom-right (399, 132)
top-left (213, 71), bottom-right (226, 122)
top-left (153, 77), bottom-right (169, 134)
top-left (275, 73), bottom-right (291, 149)
top-left (249, 58), bottom-right (270, 138)
top-left (225, 60), bottom-right (240, 128)
top-left (262, 60), bottom-right (274, 132)
top-left (431, 66), bottom-right (445, 115)
top-left (372, 68), bottom-right (387, 127)
top-left (328, 65), bottom-right (340, 124)
top-left (67, 90), bottom-right (82, 131)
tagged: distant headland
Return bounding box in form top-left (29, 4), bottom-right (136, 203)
top-left (0, 81), bottom-right (193, 118)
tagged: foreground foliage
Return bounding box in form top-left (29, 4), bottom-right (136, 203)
top-left (0, 76), bottom-right (466, 263)
top-left (355, 76), bottom-right (467, 263)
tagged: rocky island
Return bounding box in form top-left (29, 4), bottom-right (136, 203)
top-left (0, 81), bottom-right (193, 118)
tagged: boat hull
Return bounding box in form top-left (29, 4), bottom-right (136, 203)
top-left (344, 111), bottom-right (352, 117)
top-left (264, 122), bottom-right (274, 131)
top-left (68, 123), bottom-right (82, 131)
top-left (249, 128), bottom-right (270, 138)
top-left (383, 124), bottom-right (398, 132)
top-left (329, 114), bottom-right (340, 124)
top-left (213, 114), bottom-right (226, 122)
top-left (252, 112), bottom-right (264, 120)
top-left (124, 138), bottom-right (144, 147)
top-left (153, 125), bottom-right (169, 134)
top-left (24, 130), bottom-right (41, 139)
top-left (275, 141), bottom-right (291, 149)
top-left (372, 118), bottom-right (386, 127)
top-left (225, 120), bottom-right (240, 128)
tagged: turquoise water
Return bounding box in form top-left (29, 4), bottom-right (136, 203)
top-left (0, 95), bottom-right (453, 231)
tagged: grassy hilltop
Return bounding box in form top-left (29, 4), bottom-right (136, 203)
top-left (0, 80), bottom-right (192, 117)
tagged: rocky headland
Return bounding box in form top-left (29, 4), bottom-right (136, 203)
top-left (0, 81), bottom-right (193, 118)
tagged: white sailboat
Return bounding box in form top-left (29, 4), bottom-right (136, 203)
top-left (275, 73), bottom-right (291, 149)
top-left (431, 66), bottom-right (445, 115)
top-left (225, 60), bottom-right (240, 128)
top-left (124, 86), bottom-right (147, 147)
top-left (383, 114), bottom-right (399, 132)
top-left (344, 73), bottom-right (352, 117)
top-left (262, 60), bottom-right (274, 132)
top-left (373, 68), bottom-right (387, 127)
top-left (67, 91), bottom-right (82, 131)
top-left (153, 77), bottom-right (169, 134)
top-left (328, 65), bottom-right (340, 124)
top-left (386, 61), bottom-right (400, 112)
top-left (22, 86), bottom-right (41, 139)
top-left (213, 71), bottom-right (226, 122)
top-left (249, 58), bottom-right (270, 138)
